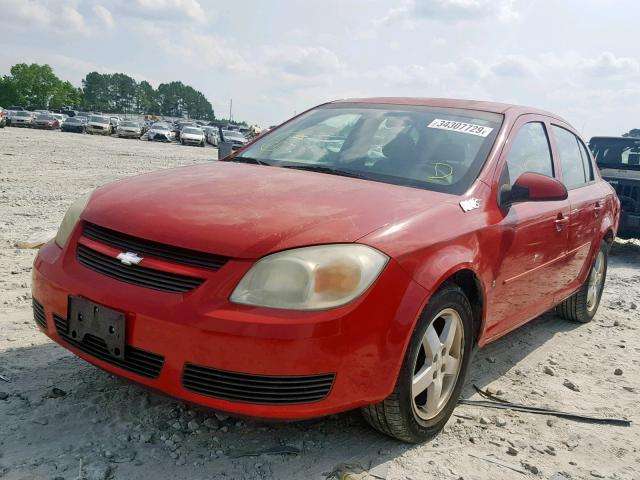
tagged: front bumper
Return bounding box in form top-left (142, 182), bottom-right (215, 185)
top-left (118, 130), bottom-right (141, 138)
top-left (87, 126), bottom-right (110, 135)
top-left (32, 238), bottom-right (427, 419)
top-left (182, 137), bottom-right (203, 145)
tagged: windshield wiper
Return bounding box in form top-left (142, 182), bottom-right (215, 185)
top-left (280, 164), bottom-right (369, 180)
top-left (228, 156), bottom-right (271, 166)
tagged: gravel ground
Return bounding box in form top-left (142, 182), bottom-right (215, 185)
top-left (0, 127), bottom-right (639, 480)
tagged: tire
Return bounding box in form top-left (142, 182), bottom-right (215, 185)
top-left (361, 283), bottom-right (474, 443)
top-left (556, 240), bottom-right (608, 323)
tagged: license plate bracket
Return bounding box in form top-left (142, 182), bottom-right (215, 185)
top-left (68, 297), bottom-right (126, 360)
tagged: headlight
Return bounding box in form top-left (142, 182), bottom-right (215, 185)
top-left (54, 191), bottom-right (93, 248)
top-left (230, 244), bottom-right (388, 310)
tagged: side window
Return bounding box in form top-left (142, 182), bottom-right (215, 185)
top-left (503, 122), bottom-right (554, 185)
top-left (577, 139), bottom-right (594, 182)
top-left (552, 125), bottom-right (587, 189)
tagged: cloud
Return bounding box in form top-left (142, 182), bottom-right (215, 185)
top-left (0, 0), bottom-right (87, 33)
top-left (263, 46), bottom-right (343, 77)
top-left (125, 0), bottom-right (206, 23)
top-left (93, 5), bottom-right (114, 29)
top-left (379, 0), bottom-right (519, 26)
top-left (491, 55), bottom-right (538, 78)
top-left (580, 51), bottom-right (639, 78)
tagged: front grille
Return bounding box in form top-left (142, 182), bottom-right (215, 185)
top-left (182, 364), bottom-right (335, 405)
top-left (54, 314), bottom-right (164, 379)
top-left (83, 223), bottom-right (228, 270)
top-left (77, 244), bottom-right (204, 293)
top-left (33, 299), bottom-right (47, 329)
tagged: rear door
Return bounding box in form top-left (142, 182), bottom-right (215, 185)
top-left (549, 125), bottom-right (602, 300)
top-left (485, 116), bottom-right (571, 338)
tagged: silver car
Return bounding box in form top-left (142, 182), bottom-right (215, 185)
top-left (86, 115), bottom-right (112, 135)
top-left (12, 111), bottom-right (34, 127)
top-left (117, 120), bottom-right (142, 139)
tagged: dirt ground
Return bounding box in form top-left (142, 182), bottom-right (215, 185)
top-left (1, 127), bottom-right (639, 480)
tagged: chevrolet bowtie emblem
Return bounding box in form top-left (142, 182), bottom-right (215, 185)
top-left (116, 251), bottom-right (143, 265)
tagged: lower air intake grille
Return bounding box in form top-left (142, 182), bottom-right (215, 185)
top-left (33, 300), bottom-right (47, 329)
top-left (182, 364), bottom-right (335, 405)
top-left (54, 314), bottom-right (164, 379)
top-left (77, 244), bottom-right (204, 293)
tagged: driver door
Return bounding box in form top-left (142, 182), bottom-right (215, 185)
top-left (484, 116), bottom-right (571, 339)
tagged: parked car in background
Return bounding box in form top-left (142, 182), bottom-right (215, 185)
top-left (52, 114), bottom-right (66, 127)
top-left (61, 116), bottom-right (86, 134)
top-left (86, 115), bottom-right (112, 135)
top-left (12, 111), bottom-right (34, 127)
top-left (0, 108), bottom-right (5, 128)
top-left (62, 109), bottom-right (77, 118)
top-left (32, 114), bottom-right (60, 130)
top-left (147, 123), bottom-right (174, 142)
top-left (7, 106), bottom-right (24, 111)
top-left (117, 120), bottom-right (142, 139)
top-left (220, 128), bottom-right (248, 150)
top-left (32, 98), bottom-right (619, 444)
top-left (180, 126), bottom-right (205, 147)
top-left (109, 117), bottom-right (120, 135)
top-left (203, 126), bottom-right (219, 146)
top-left (174, 121), bottom-right (196, 141)
top-left (590, 136), bottom-right (640, 237)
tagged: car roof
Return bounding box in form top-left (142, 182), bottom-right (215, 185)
top-left (331, 97), bottom-right (566, 121)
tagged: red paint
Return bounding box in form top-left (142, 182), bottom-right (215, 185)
top-left (32, 98), bottom-right (620, 419)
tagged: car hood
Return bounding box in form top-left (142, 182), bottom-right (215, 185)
top-left (182, 133), bottom-right (203, 139)
top-left (82, 162), bottom-right (454, 259)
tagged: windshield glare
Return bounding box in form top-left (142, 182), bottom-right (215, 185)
top-left (590, 138), bottom-right (640, 168)
top-left (239, 104), bottom-right (503, 193)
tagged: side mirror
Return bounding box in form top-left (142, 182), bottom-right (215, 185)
top-left (499, 172), bottom-right (568, 207)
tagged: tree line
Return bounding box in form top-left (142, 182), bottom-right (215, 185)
top-left (0, 63), bottom-right (216, 120)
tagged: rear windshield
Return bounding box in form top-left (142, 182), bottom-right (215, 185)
top-left (590, 137), bottom-right (640, 170)
top-left (237, 103), bottom-right (503, 194)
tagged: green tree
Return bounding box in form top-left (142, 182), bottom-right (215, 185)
top-left (49, 81), bottom-right (82, 109)
top-left (8, 63), bottom-right (61, 108)
top-left (136, 81), bottom-right (159, 115)
top-left (0, 76), bottom-right (19, 106)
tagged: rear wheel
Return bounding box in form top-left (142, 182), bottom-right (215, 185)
top-left (361, 284), bottom-right (473, 443)
top-left (556, 240), bottom-right (608, 323)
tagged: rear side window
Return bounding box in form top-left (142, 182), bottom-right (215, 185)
top-left (577, 140), bottom-right (594, 181)
top-left (503, 122), bottom-right (554, 185)
top-left (552, 126), bottom-right (588, 189)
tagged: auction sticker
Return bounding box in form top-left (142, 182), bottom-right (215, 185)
top-left (427, 119), bottom-right (493, 137)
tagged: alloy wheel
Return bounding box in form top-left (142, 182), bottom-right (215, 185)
top-left (586, 250), bottom-right (605, 313)
top-left (411, 308), bottom-right (464, 420)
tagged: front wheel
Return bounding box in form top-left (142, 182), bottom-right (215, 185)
top-left (556, 240), bottom-right (608, 323)
top-left (361, 283), bottom-right (473, 443)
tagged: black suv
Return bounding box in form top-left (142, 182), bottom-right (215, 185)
top-left (590, 136), bottom-right (640, 236)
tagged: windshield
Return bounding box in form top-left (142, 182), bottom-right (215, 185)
top-left (183, 127), bottom-right (202, 134)
top-left (590, 137), bottom-right (640, 170)
top-left (90, 116), bottom-right (109, 124)
top-left (37, 115), bottom-right (55, 120)
top-left (238, 104), bottom-right (503, 193)
top-left (67, 118), bottom-right (82, 123)
top-left (223, 130), bottom-right (245, 139)
top-left (121, 121), bottom-right (139, 127)
top-left (16, 111), bottom-right (31, 117)
top-left (152, 123), bottom-right (170, 131)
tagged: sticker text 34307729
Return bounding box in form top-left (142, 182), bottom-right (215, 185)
top-left (427, 119), bottom-right (494, 137)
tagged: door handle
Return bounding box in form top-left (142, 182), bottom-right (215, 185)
top-left (555, 213), bottom-right (569, 232)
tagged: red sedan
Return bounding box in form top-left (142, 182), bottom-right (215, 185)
top-left (32, 114), bottom-right (60, 130)
top-left (32, 98), bottom-right (619, 443)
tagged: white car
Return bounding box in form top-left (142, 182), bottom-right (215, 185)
top-left (180, 126), bottom-right (206, 147)
top-left (86, 115), bottom-right (112, 135)
top-left (117, 121), bottom-right (142, 139)
top-left (203, 126), bottom-right (219, 146)
top-left (147, 123), bottom-right (174, 142)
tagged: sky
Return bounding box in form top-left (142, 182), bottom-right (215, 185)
top-left (1, 0), bottom-right (639, 136)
